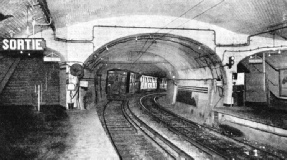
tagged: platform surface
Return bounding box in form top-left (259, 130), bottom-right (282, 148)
top-left (59, 106), bottom-right (119, 160)
top-left (213, 106), bottom-right (287, 130)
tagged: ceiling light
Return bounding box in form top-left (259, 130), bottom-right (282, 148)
top-left (250, 56), bottom-right (253, 59)
top-left (268, 53), bottom-right (271, 57)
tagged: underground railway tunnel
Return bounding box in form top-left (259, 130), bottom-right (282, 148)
top-left (1, 0), bottom-right (287, 159)
top-left (85, 33), bottom-right (225, 125)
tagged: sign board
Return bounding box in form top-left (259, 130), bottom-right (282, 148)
top-left (67, 84), bottom-right (75, 91)
top-left (0, 38), bottom-right (46, 51)
top-left (43, 56), bottom-right (61, 62)
top-left (80, 81), bottom-right (88, 87)
top-left (236, 73), bottom-right (245, 85)
top-left (249, 58), bottom-right (263, 64)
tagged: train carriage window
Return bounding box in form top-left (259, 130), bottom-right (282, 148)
top-left (108, 73), bottom-right (115, 81)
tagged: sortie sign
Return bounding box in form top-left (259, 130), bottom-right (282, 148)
top-left (0, 38), bottom-right (46, 51)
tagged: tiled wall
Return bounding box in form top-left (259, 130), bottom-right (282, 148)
top-left (0, 57), bottom-right (60, 106)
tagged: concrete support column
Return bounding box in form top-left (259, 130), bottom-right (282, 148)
top-left (172, 84), bottom-right (178, 104)
top-left (166, 80), bottom-right (178, 104)
top-left (223, 70), bottom-right (233, 106)
top-left (59, 65), bottom-right (67, 108)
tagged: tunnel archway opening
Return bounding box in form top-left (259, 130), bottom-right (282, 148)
top-left (84, 33), bottom-right (226, 125)
top-left (237, 50), bottom-right (287, 110)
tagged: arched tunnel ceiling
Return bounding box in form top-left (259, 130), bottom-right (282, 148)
top-left (85, 33), bottom-right (221, 78)
top-left (2, 0), bottom-right (287, 38)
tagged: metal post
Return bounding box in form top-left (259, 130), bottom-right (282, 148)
top-left (263, 52), bottom-right (266, 92)
top-left (263, 52), bottom-right (270, 106)
top-left (38, 85), bottom-right (40, 111)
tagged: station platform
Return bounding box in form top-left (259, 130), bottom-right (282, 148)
top-left (213, 106), bottom-right (287, 131)
top-left (213, 106), bottom-right (287, 150)
top-left (60, 102), bottom-right (119, 160)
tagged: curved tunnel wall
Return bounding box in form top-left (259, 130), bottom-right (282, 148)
top-left (85, 33), bottom-right (226, 124)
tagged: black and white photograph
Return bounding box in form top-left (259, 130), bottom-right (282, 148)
top-left (0, 0), bottom-right (287, 159)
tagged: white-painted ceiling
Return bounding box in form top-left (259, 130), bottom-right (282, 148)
top-left (1, 0), bottom-right (287, 38)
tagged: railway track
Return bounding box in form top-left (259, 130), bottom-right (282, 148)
top-left (102, 100), bottom-right (193, 159)
top-left (139, 93), bottom-right (287, 160)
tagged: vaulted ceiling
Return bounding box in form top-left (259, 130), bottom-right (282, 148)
top-left (1, 0), bottom-right (287, 39)
top-left (84, 33), bottom-right (221, 78)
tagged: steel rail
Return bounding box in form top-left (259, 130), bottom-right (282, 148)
top-left (151, 93), bottom-right (285, 160)
top-left (125, 100), bottom-right (194, 160)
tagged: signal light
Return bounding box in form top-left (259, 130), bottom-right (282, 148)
top-left (226, 56), bottom-right (235, 69)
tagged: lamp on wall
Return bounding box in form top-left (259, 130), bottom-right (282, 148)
top-left (226, 56), bottom-right (235, 69)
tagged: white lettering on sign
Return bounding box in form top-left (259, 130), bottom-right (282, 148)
top-left (18, 39), bottom-right (24, 50)
top-left (2, 39), bottom-right (9, 50)
top-left (0, 38), bottom-right (45, 51)
top-left (25, 39), bottom-right (31, 50)
top-left (36, 39), bottom-right (42, 50)
top-left (10, 40), bottom-right (16, 50)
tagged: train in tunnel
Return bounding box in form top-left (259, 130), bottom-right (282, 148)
top-left (106, 69), bottom-right (167, 99)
